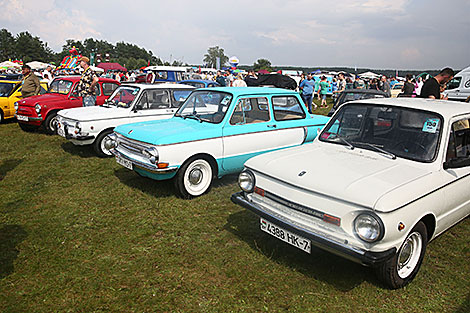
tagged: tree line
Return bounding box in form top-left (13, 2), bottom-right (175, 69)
top-left (0, 28), bottom-right (177, 70)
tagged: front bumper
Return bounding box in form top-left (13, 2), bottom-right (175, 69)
top-left (231, 192), bottom-right (396, 266)
top-left (110, 148), bottom-right (178, 174)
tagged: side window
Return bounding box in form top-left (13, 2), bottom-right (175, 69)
top-left (272, 96), bottom-right (306, 121)
top-left (172, 90), bottom-right (192, 107)
top-left (94, 84), bottom-right (101, 96)
top-left (446, 118), bottom-right (470, 161)
top-left (146, 89), bottom-right (170, 109)
top-left (230, 97), bottom-right (270, 125)
top-left (102, 83), bottom-right (118, 96)
top-left (136, 91), bottom-right (150, 110)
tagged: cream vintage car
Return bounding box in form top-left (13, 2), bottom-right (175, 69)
top-left (56, 83), bottom-right (194, 157)
top-left (232, 97), bottom-right (470, 289)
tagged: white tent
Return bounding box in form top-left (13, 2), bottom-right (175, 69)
top-left (89, 65), bottom-right (104, 73)
top-left (359, 71), bottom-right (381, 79)
top-left (26, 61), bottom-right (53, 70)
top-left (0, 61), bottom-right (21, 69)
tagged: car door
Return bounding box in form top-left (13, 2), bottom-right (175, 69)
top-left (130, 89), bottom-right (176, 122)
top-left (438, 115), bottom-right (470, 234)
top-left (221, 96), bottom-right (295, 173)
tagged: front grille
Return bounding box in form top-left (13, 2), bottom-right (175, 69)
top-left (115, 134), bottom-right (153, 160)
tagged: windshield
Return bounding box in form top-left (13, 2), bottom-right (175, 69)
top-left (49, 79), bottom-right (73, 94)
top-left (106, 86), bottom-right (140, 108)
top-left (175, 90), bottom-right (232, 123)
top-left (320, 103), bottom-right (442, 162)
top-left (0, 82), bottom-right (15, 97)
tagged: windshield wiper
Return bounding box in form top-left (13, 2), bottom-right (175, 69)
top-left (182, 113), bottom-right (203, 122)
top-left (355, 142), bottom-right (396, 160)
top-left (336, 135), bottom-right (355, 150)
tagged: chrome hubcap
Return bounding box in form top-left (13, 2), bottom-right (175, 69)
top-left (189, 168), bottom-right (203, 185)
top-left (397, 232), bottom-right (422, 278)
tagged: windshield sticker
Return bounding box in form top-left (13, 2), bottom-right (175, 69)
top-left (132, 89), bottom-right (139, 95)
top-left (221, 96), bottom-right (230, 105)
top-left (321, 132), bottom-right (332, 139)
top-left (422, 119), bottom-right (439, 133)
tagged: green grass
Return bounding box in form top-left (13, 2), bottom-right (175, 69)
top-left (1, 100), bottom-right (469, 312)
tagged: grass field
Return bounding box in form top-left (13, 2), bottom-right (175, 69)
top-left (1, 98), bottom-right (469, 312)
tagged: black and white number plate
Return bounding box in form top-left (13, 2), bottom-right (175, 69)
top-left (116, 156), bottom-right (133, 170)
top-left (260, 218), bottom-right (311, 253)
top-left (16, 115), bottom-right (28, 122)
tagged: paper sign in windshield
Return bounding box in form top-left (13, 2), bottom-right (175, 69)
top-left (422, 119), bottom-right (439, 133)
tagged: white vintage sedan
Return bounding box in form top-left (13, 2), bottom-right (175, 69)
top-left (56, 83), bottom-right (194, 157)
top-left (231, 97), bottom-right (470, 289)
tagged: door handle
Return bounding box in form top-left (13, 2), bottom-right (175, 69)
top-left (267, 124), bottom-right (277, 128)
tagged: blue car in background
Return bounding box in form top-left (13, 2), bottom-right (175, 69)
top-left (180, 79), bottom-right (220, 88)
top-left (107, 87), bottom-right (330, 198)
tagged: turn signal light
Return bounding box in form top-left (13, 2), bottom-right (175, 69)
top-left (157, 162), bottom-right (169, 169)
top-left (254, 186), bottom-right (265, 197)
top-left (323, 214), bottom-right (341, 226)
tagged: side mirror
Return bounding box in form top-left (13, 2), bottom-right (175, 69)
top-left (444, 157), bottom-right (470, 169)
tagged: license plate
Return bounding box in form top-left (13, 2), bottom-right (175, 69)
top-left (16, 115), bottom-right (28, 121)
top-left (260, 218), bottom-right (311, 253)
top-left (116, 156), bottom-right (133, 170)
top-left (57, 127), bottom-right (65, 137)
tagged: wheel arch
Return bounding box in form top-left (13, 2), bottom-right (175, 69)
top-left (97, 127), bottom-right (115, 138)
top-left (182, 153), bottom-right (218, 178)
top-left (418, 214), bottom-right (436, 241)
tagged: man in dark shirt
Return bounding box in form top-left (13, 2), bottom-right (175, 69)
top-left (21, 65), bottom-right (40, 98)
top-left (420, 68), bottom-right (454, 99)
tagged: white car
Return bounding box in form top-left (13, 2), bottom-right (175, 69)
top-left (232, 97), bottom-right (470, 289)
top-left (56, 83), bottom-right (194, 157)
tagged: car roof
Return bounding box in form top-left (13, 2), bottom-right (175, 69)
top-left (350, 97), bottom-right (470, 117)
top-left (180, 79), bottom-right (217, 84)
top-left (119, 83), bottom-right (195, 89)
top-left (341, 88), bottom-right (387, 95)
top-left (0, 79), bottom-right (21, 84)
top-left (52, 76), bottom-right (119, 83)
top-left (203, 86), bottom-right (298, 96)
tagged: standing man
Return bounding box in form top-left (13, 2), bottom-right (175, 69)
top-left (420, 68), bottom-right (454, 99)
top-left (319, 76), bottom-right (330, 108)
top-left (215, 71), bottom-right (226, 86)
top-left (77, 56), bottom-right (99, 107)
top-left (42, 65), bottom-right (53, 84)
top-left (21, 65), bottom-right (40, 98)
top-left (380, 75), bottom-right (391, 97)
top-left (299, 73), bottom-right (316, 113)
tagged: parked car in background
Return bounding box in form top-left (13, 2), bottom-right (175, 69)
top-left (107, 87), bottom-right (330, 198)
top-left (327, 88), bottom-right (387, 116)
top-left (391, 83), bottom-right (404, 98)
top-left (56, 83), bottom-right (195, 157)
top-left (15, 76), bottom-right (119, 133)
top-left (180, 79), bottom-right (220, 88)
top-left (232, 97), bottom-right (470, 289)
top-left (443, 66), bottom-right (470, 101)
top-left (135, 66), bottom-right (187, 84)
top-left (0, 78), bottom-right (48, 123)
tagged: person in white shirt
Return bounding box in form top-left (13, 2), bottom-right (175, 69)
top-left (232, 74), bottom-right (247, 87)
top-left (42, 66), bottom-right (53, 84)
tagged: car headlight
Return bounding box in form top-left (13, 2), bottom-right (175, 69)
top-left (35, 103), bottom-right (41, 114)
top-left (14, 102), bottom-right (19, 113)
top-left (104, 133), bottom-right (118, 150)
top-left (143, 147), bottom-right (159, 164)
top-left (238, 170), bottom-right (255, 192)
top-left (354, 213), bottom-right (384, 243)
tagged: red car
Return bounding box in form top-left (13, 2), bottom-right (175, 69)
top-left (15, 76), bottom-right (120, 133)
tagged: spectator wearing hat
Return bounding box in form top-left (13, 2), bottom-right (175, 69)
top-left (77, 56), bottom-right (99, 106)
top-left (21, 65), bottom-right (41, 98)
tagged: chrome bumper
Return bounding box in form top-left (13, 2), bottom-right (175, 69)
top-left (231, 192), bottom-right (396, 266)
top-left (110, 148), bottom-right (178, 174)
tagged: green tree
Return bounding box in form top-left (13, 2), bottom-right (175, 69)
top-left (15, 31), bottom-right (53, 62)
top-left (203, 46), bottom-right (228, 68)
top-left (0, 28), bottom-right (16, 60)
top-left (253, 58), bottom-right (273, 72)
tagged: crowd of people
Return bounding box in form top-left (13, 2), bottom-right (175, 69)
top-left (4, 59), bottom-right (456, 111)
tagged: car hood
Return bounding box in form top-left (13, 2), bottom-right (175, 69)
top-left (245, 142), bottom-right (433, 212)
top-left (114, 117), bottom-right (222, 145)
top-left (18, 93), bottom-right (66, 106)
top-left (58, 106), bottom-right (128, 121)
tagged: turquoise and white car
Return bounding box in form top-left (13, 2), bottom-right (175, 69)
top-left (107, 87), bottom-right (329, 198)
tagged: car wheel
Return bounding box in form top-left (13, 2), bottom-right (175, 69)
top-left (93, 130), bottom-right (114, 158)
top-left (376, 221), bottom-right (427, 289)
top-left (0, 109), bottom-right (3, 123)
top-left (18, 122), bottom-right (38, 132)
top-left (174, 157), bottom-right (214, 199)
top-left (44, 112), bottom-right (58, 135)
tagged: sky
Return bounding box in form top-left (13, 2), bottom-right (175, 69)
top-left (1, 0), bottom-right (469, 70)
